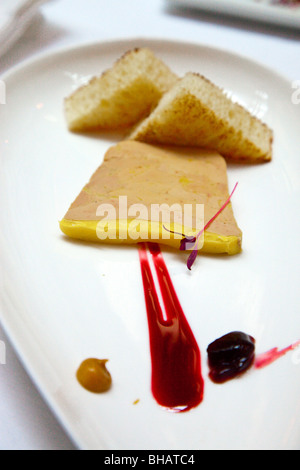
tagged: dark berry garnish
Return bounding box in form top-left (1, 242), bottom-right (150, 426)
top-left (207, 331), bottom-right (255, 383)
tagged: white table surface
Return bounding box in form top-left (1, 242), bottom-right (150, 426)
top-left (0, 0), bottom-right (299, 450)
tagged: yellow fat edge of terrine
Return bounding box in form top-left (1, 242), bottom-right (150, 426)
top-left (59, 218), bottom-right (241, 255)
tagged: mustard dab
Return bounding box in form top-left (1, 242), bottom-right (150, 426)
top-left (59, 219), bottom-right (242, 255)
top-left (76, 358), bottom-right (112, 393)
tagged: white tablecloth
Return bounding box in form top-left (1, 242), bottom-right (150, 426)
top-left (0, 0), bottom-right (299, 450)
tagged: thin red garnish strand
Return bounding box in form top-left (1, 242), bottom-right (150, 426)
top-left (186, 182), bottom-right (239, 270)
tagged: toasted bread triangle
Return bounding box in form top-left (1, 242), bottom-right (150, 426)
top-left (130, 72), bottom-right (273, 163)
top-left (64, 48), bottom-right (178, 132)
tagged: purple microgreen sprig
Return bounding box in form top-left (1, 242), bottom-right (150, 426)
top-left (162, 226), bottom-right (196, 250)
top-left (163, 182), bottom-right (239, 270)
top-left (180, 236), bottom-right (196, 251)
top-left (186, 182), bottom-right (239, 270)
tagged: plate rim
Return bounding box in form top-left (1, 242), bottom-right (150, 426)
top-left (0, 35), bottom-right (295, 89)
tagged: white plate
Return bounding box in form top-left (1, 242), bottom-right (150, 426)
top-left (1, 38), bottom-right (300, 450)
top-left (166, 0), bottom-right (300, 29)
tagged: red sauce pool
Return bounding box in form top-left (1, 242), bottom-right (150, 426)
top-left (138, 242), bottom-right (204, 412)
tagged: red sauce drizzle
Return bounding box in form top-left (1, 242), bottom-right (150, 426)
top-left (138, 242), bottom-right (204, 412)
top-left (254, 340), bottom-right (300, 369)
